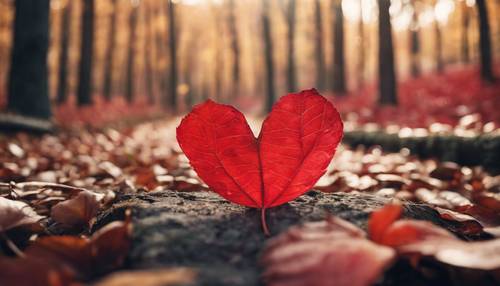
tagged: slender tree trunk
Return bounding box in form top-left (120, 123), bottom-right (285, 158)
top-left (77, 0), bottom-right (95, 106)
top-left (461, 2), bottom-right (470, 64)
top-left (476, 0), bottom-right (494, 82)
top-left (357, 0), bottom-right (365, 88)
top-left (144, 1), bottom-right (155, 104)
top-left (314, 0), bottom-right (326, 91)
top-left (262, 0), bottom-right (275, 112)
top-left (154, 3), bottom-right (167, 99)
top-left (56, 0), bottom-right (72, 104)
top-left (103, 0), bottom-right (118, 102)
top-left (377, 0), bottom-right (397, 105)
top-left (167, 0), bottom-right (178, 110)
top-left (227, 0), bottom-right (240, 98)
top-left (125, 4), bottom-right (139, 103)
top-left (434, 20), bottom-right (444, 73)
top-left (212, 5), bottom-right (223, 102)
top-left (7, 0), bottom-right (51, 118)
top-left (184, 39), bottom-right (197, 109)
top-left (410, 4), bottom-right (420, 77)
top-left (286, 0), bottom-right (297, 92)
top-left (332, 0), bottom-right (346, 94)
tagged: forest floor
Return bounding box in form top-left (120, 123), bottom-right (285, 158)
top-left (0, 117), bottom-right (499, 285)
top-left (0, 66), bottom-right (500, 285)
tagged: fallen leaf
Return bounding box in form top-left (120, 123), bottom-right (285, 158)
top-left (177, 89), bottom-right (343, 234)
top-left (0, 197), bottom-right (43, 232)
top-left (25, 211), bottom-right (132, 279)
top-left (262, 217), bottom-right (395, 286)
top-left (50, 190), bottom-right (103, 228)
top-left (370, 204), bottom-right (500, 271)
top-left (368, 203), bottom-right (402, 243)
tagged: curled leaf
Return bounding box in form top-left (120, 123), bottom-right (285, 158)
top-left (50, 190), bottom-right (103, 228)
top-left (0, 197), bottom-right (43, 232)
top-left (262, 217), bottom-right (395, 286)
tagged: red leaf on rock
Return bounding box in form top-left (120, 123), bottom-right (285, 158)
top-left (368, 204), bottom-right (403, 243)
top-left (262, 217), bottom-right (395, 286)
top-left (369, 204), bottom-right (500, 272)
top-left (177, 89), bottom-right (343, 234)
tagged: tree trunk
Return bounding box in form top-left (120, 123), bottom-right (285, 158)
top-left (286, 0), bottom-right (297, 92)
top-left (476, 0), bottom-right (494, 82)
top-left (434, 20), bottom-right (444, 73)
top-left (212, 5), bottom-right (223, 102)
top-left (332, 0), bottom-right (346, 94)
top-left (56, 0), bottom-right (72, 105)
top-left (144, 2), bottom-right (155, 104)
top-left (262, 0), bottom-right (275, 113)
top-left (77, 0), bottom-right (95, 106)
top-left (103, 0), bottom-right (118, 102)
top-left (357, 0), bottom-right (365, 88)
top-left (460, 2), bottom-right (470, 64)
top-left (410, 3), bottom-right (420, 77)
top-left (167, 0), bottom-right (178, 111)
top-left (227, 0), bottom-right (240, 98)
top-left (314, 0), bottom-right (326, 91)
top-left (377, 0), bottom-right (397, 105)
top-left (154, 3), bottom-right (168, 100)
top-left (125, 4), bottom-right (139, 103)
top-left (7, 0), bottom-right (51, 119)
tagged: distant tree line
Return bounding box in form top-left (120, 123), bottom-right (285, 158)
top-left (2, 0), bottom-right (497, 122)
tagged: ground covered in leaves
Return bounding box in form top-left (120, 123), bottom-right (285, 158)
top-left (1, 116), bottom-right (500, 285)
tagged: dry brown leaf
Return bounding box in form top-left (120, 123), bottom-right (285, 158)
top-left (50, 190), bottom-right (103, 228)
top-left (25, 211), bottom-right (132, 279)
top-left (0, 197), bottom-right (43, 232)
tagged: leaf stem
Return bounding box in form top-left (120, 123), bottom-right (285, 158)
top-left (261, 208), bottom-right (270, 236)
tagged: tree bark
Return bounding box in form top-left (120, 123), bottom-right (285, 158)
top-left (77, 0), bottom-right (95, 106)
top-left (314, 0), bottom-right (326, 91)
top-left (125, 4), bottom-right (139, 103)
top-left (154, 3), bottom-right (168, 100)
top-left (332, 0), bottom-right (346, 94)
top-left (262, 0), bottom-right (275, 113)
top-left (357, 0), bottom-right (365, 88)
top-left (56, 0), bottom-right (72, 105)
top-left (377, 0), bottom-right (397, 105)
top-left (144, 1), bottom-right (155, 104)
top-left (212, 5), bottom-right (223, 102)
top-left (103, 0), bottom-right (118, 102)
top-left (476, 0), bottom-right (494, 82)
top-left (227, 0), bottom-right (240, 98)
top-left (167, 0), bottom-right (178, 111)
top-left (409, 2), bottom-right (420, 77)
top-left (286, 0), bottom-right (297, 92)
top-left (434, 20), bottom-right (444, 73)
top-left (460, 2), bottom-right (470, 64)
top-left (7, 0), bottom-right (51, 119)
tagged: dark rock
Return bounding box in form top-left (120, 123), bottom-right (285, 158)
top-left (94, 190), bottom-right (484, 286)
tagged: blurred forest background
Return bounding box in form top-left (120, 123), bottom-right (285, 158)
top-left (0, 0), bottom-right (498, 127)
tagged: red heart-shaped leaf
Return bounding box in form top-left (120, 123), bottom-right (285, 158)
top-left (176, 89), bottom-right (343, 234)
